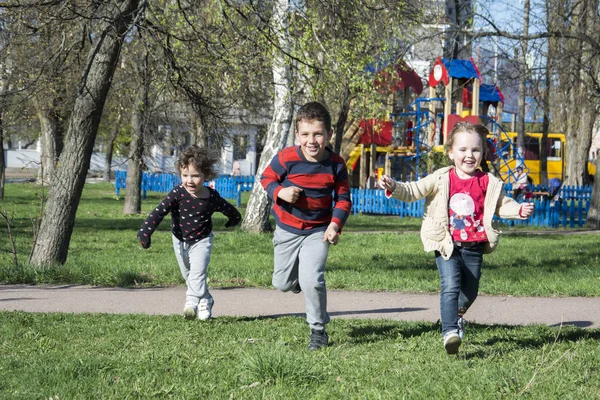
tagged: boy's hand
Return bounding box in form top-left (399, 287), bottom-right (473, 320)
top-left (520, 202), bottom-right (534, 218)
top-left (379, 175), bottom-right (396, 193)
top-left (323, 222), bottom-right (340, 245)
top-left (278, 186), bottom-right (303, 203)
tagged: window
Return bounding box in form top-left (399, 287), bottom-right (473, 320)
top-left (524, 136), bottom-right (540, 160)
top-left (547, 139), bottom-right (562, 160)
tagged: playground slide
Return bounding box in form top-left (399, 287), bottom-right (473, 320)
top-left (346, 145), bottom-right (361, 171)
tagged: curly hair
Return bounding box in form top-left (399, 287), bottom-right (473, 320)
top-left (444, 121), bottom-right (487, 159)
top-left (175, 145), bottom-right (220, 181)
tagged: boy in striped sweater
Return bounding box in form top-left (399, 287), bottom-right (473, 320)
top-left (261, 101), bottom-right (352, 350)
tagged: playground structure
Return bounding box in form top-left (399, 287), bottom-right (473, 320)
top-left (341, 56), bottom-right (530, 188)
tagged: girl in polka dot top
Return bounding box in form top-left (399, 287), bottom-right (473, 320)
top-left (138, 146), bottom-right (241, 320)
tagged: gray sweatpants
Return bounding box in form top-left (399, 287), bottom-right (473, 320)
top-left (172, 234), bottom-right (214, 307)
top-left (272, 227), bottom-right (330, 331)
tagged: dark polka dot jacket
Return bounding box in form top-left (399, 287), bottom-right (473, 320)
top-left (138, 185), bottom-right (242, 249)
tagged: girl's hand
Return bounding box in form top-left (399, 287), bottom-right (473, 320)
top-left (379, 175), bottom-right (396, 193)
top-left (520, 202), bottom-right (534, 218)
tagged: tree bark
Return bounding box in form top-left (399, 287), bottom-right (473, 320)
top-left (334, 88), bottom-right (351, 154)
top-left (0, 74), bottom-right (7, 199)
top-left (29, 0), bottom-right (142, 266)
top-left (241, 0), bottom-right (293, 233)
top-left (0, 110), bottom-right (5, 200)
top-left (586, 152), bottom-right (600, 228)
top-left (541, 0), bottom-right (554, 187)
top-left (516, 0), bottom-right (530, 159)
top-left (123, 52), bottom-right (149, 215)
top-left (35, 106), bottom-right (64, 185)
top-left (103, 120), bottom-right (120, 182)
top-left (563, 0), bottom-right (598, 186)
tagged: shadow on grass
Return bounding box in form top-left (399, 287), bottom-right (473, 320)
top-left (347, 322), bottom-right (439, 344)
top-left (226, 306), bottom-right (431, 325)
top-left (115, 271), bottom-right (155, 287)
top-left (462, 323), bottom-right (600, 360)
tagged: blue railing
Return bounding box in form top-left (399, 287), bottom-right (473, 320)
top-left (350, 188), bottom-right (426, 217)
top-left (351, 184), bottom-right (593, 228)
top-left (115, 170), bottom-right (593, 228)
top-left (114, 170), bottom-right (254, 207)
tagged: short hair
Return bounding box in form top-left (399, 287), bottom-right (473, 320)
top-left (175, 145), bottom-right (219, 181)
top-left (295, 101), bottom-right (332, 132)
top-left (445, 121), bottom-right (487, 157)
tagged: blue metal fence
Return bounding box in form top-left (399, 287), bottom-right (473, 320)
top-left (351, 184), bottom-right (592, 228)
top-left (114, 170), bottom-right (255, 207)
top-left (115, 170), bottom-right (593, 228)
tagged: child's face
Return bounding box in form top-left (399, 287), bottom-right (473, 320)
top-left (448, 131), bottom-right (483, 179)
top-left (180, 164), bottom-right (205, 196)
top-left (295, 119), bottom-right (332, 162)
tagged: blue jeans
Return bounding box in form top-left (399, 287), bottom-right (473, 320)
top-left (435, 244), bottom-right (483, 336)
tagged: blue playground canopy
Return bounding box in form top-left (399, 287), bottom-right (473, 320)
top-left (442, 58), bottom-right (480, 80)
top-left (479, 84), bottom-right (504, 104)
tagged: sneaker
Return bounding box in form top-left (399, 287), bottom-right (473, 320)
top-left (457, 315), bottom-right (465, 340)
top-left (197, 298), bottom-right (214, 321)
top-left (292, 281), bottom-right (302, 294)
top-left (183, 305), bottom-right (197, 320)
top-left (308, 329), bottom-right (329, 351)
top-left (443, 331), bottom-right (461, 355)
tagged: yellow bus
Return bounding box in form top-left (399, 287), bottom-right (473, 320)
top-left (488, 131), bottom-right (597, 184)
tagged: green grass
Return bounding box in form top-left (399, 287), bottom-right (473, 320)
top-left (2, 184), bottom-right (600, 399)
top-left (1, 182), bottom-right (600, 296)
top-left (1, 311), bottom-right (599, 399)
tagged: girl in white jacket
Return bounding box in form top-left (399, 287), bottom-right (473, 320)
top-left (379, 122), bottom-right (534, 355)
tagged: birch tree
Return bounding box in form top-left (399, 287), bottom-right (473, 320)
top-left (241, 0), bottom-right (294, 233)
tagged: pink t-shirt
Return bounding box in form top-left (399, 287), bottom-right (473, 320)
top-left (448, 168), bottom-right (489, 243)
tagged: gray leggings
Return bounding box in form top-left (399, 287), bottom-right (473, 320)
top-left (172, 234), bottom-right (213, 307)
top-left (272, 227), bottom-right (330, 331)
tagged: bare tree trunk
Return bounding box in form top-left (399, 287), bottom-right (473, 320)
top-left (103, 121), bottom-right (119, 182)
top-left (35, 106), bottom-right (63, 185)
top-left (0, 111), bottom-right (5, 199)
top-left (541, 2), bottom-right (554, 187)
top-left (241, 0), bottom-right (293, 233)
top-left (334, 88), bottom-right (351, 154)
top-left (516, 0), bottom-right (530, 158)
top-left (565, 102), bottom-right (596, 185)
top-left (190, 109), bottom-right (209, 148)
top-left (29, 0), bottom-right (142, 266)
top-left (564, 0), bottom-right (598, 186)
top-left (587, 148), bottom-right (600, 228)
top-left (0, 73), bottom-right (8, 199)
top-left (123, 52), bottom-right (149, 215)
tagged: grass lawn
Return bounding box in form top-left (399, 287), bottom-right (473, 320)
top-left (1, 312), bottom-right (599, 399)
top-left (1, 182), bottom-right (599, 297)
top-left (1, 182), bottom-right (600, 398)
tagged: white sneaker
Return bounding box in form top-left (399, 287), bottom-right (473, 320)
top-left (183, 304), bottom-right (197, 320)
top-left (457, 316), bottom-right (465, 340)
top-left (197, 298), bottom-right (214, 321)
top-left (443, 331), bottom-right (461, 355)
